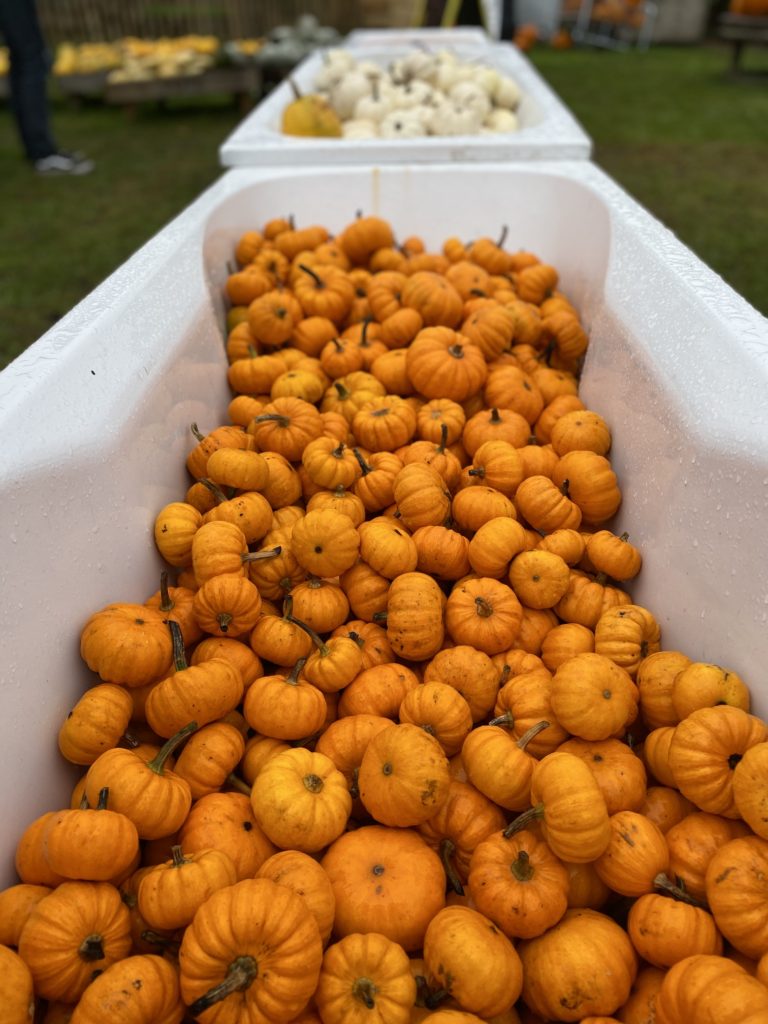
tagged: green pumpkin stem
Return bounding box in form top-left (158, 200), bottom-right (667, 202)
top-left (439, 838), bottom-right (465, 896)
top-left (510, 849), bottom-right (535, 882)
top-left (436, 422), bottom-right (448, 454)
top-left (475, 596), bottom-right (493, 618)
top-left (285, 657), bottom-right (308, 687)
top-left (490, 407), bottom-right (502, 424)
top-left (158, 571), bottom-right (173, 613)
top-left (299, 263), bottom-right (324, 288)
top-left (242, 545), bottom-right (283, 564)
top-left (516, 720), bottom-right (550, 750)
top-left (424, 987), bottom-right (451, 1010)
top-left (141, 929), bottom-right (181, 953)
top-left (171, 845), bottom-right (190, 868)
top-left (488, 711), bottom-right (514, 729)
top-left (288, 613), bottom-right (330, 656)
top-left (254, 413), bottom-right (291, 427)
top-left (227, 773), bottom-right (252, 796)
top-left (503, 803), bottom-right (545, 839)
top-left (352, 978), bottom-right (377, 1009)
top-left (188, 955), bottom-right (260, 1014)
top-left (146, 721), bottom-right (198, 776)
top-left (190, 423), bottom-right (205, 443)
top-left (496, 225), bottom-right (509, 248)
top-left (168, 619), bottom-right (188, 672)
top-left (199, 477), bottom-right (230, 504)
top-left (96, 787), bottom-right (110, 811)
top-left (78, 934), bottom-right (105, 962)
top-left (653, 872), bottom-right (708, 908)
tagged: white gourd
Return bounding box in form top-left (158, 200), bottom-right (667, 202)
top-left (330, 70), bottom-right (372, 119)
top-left (342, 118), bottom-right (379, 139)
top-left (472, 66), bottom-right (501, 96)
top-left (493, 74), bottom-right (523, 110)
top-left (449, 80), bottom-right (492, 121)
top-left (379, 108), bottom-right (427, 138)
top-left (429, 100), bottom-right (482, 137)
top-left (484, 108), bottom-right (519, 133)
top-left (390, 80), bottom-right (435, 110)
top-left (353, 79), bottom-right (393, 123)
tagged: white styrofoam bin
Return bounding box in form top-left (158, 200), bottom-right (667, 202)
top-left (1, 160), bottom-right (767, 886)
top-left (345, 28), bottom-right (495, 47)
top-left (219, 42), bottom-right (592, 166)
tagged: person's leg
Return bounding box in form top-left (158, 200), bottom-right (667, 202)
top-left (0, 0), bottom-right (58, 159)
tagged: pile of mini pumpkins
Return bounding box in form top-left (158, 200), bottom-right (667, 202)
top-left (3, 214), bottom-right (768, 1023)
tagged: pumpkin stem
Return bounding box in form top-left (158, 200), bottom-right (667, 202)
top-left (436, 422), bottom-right (448, 454)
top-left (352, 978), bottom-right (378, 1009)
top-left (350, 766), bottom-right (360, 800)
top-left (372, 610), bottom-right (388, 623)
top-left (287, 614), bottom-right (330, 656)
top-left (247, 344), bottom-right (260, 358)
top-left (489, 711), bottom-right (514, 729)
top-left (653, 872), bottom-right (708, 908)
top-left (594, 571), bottom-right (608, 586)
top-left (619, 531), bottom-right (630, 542)
top-left (503, 803), bottom-right (545, 839)
top-left (560, 478), bottom-right (571, 497)
top-left (170, 845), bottom-right (189, 868)
top-left (474, 596), bottom-right (493, 618)
top-left (241, 545), bottom-right (282, 564)
top-left (78, 934), bottom-right (105, 962)
top-left (496, 225), bottom-right (509, 248)
top-left (288, 77), bottom-right (302, 100)
top-left (121, 732), bottom-right (140, 748)
top-left (96, 787), bottom-right (110, 811)
top-left (285, 657), bottom-right (307, 686)
top-left (299, 263), bottom-right (325, 288)
top-left (303, 773), bottom-right (325, 793)
top-left (332, 441), bottom-right (346, 459)
top-left (168, 619), bottom-right (188, 672)
top-left (516, 720), bottom-right (550, 750)
top-left (188, 955), bottom-right (259, 1015)
top-left (158, 571), bottom-right (174, 613)
top-left (227, 773), bottom-right (252, 796)
top-left (467, 466), bottom-right (485, 478)
top-left (254, 413), bottom-right (291, 427)
top-left (146, 721), bottom-right (198, 776)
top-left (353, 447), bottom-right (372, 475)
top-left (469, 287), bottom-right (487, 298)
top-left (141, 929), bottom-right (181, 953)
top-left (348, 630), bottom-right (364, 648)
top-left (217, 612), bottom-right (233, 634)
top-left (200, 477), bottom-right (230, 504)
top-left (424, 987), bottom-right (451, 1010)
top-left (439, 838), bottom-right (465, 896)
top-left (447, 343), bottom-right (465, 360)
top-left (334, 381), bottom-right (352, 400)
top-left (510, 849), bottom-right (535, 882)
top-left (190, 423), bottom-right (205, 442)
top-left (490, 407), bottom-right (502, 423)
top-left (360, 318), bottom-right (371, 346)
top-left (78, 791), bottom-right (89, 810)
top-left (499, 664), bottom-right (512, 686)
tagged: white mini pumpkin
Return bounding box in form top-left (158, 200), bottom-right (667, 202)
top-left (449, 80), bottom-right (492, 121)
top-left (342, 118), bottom-right (379, 139)
top-left (484, 108), bottom-right (519, 133)
top-left (429, 99), bottom-right (482, 136)
top-left (379, 108), bottom-right (427, 138)
top-left (493, 74), bottom-right (523, 111)
top-left (330, 69), bottom-right (373, 120)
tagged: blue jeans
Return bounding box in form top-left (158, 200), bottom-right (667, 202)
top-left (0, 0), bottom-right (57, 159)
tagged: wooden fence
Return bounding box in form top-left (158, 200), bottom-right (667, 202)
top-left (35, 0), bottom-right (371, 44)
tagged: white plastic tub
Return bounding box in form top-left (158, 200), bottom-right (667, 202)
top-left (344, 28), bottom-right (495, 47)
top-left (219, 42), bottom-right (592, 166)
top-left (1, 160), bottom-right (767, 884)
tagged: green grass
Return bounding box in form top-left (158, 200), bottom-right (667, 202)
top-left (0, 43), bottom-right (767, 370)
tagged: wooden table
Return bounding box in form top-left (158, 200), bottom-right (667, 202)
top-left (104, 66), bottom-right (262, 114)
top-left (718, 13), bottom-right (768, 74)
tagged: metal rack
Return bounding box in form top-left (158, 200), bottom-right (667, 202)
top-left (567, 0), bottom-right (659, 50)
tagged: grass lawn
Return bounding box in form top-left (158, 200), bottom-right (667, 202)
top-left (0, 42), bottom-right (766, 370)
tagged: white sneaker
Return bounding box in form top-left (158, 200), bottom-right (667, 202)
top-left (34, 151), bottom-right (95, 176)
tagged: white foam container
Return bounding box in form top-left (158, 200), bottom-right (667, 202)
top-left (344, 28), bottom-right (495, 47)
top-left (1, 160), bottom-right (767, 885)
top-left (219, 41), bottom-right (592, 166)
